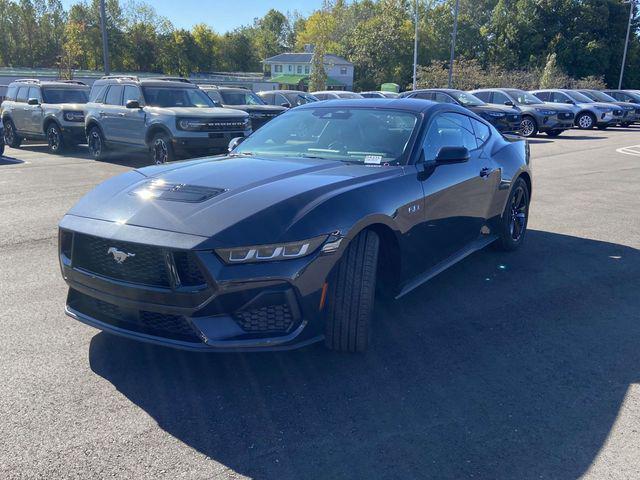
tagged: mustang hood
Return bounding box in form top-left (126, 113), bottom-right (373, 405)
top-left (67, 156), bottom-right (401, 246)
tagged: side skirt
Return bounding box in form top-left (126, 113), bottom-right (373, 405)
top-left (395, 234), bottom-right (498, 299)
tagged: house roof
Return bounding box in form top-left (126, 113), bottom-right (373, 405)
top-left (264, 53), bottom-right (351, 65)
top-left (268, 74), bottom-right (345, 87)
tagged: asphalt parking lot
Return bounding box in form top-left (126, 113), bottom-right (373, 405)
top-left (1, 127), bottom-right (639, 479)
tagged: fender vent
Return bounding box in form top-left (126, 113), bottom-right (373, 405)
top-left (130, 180), bottom-right (225, 203)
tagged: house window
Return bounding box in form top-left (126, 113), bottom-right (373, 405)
top-left (305, 66), bottom-right (310, 74)
top-left (340, 67), bottom-right (348, 75)
top-left (275, 64), bottom-right (282, 73)
top-left (288, 65), bottom-right (293, 72)
top-left (297, 65), bottom-right (302, 74)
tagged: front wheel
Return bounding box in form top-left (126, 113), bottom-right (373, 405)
top-left (520, 116), bottom-right (538, 137)
top-left (546, 129), bottom-right (563, 137)
top-left (150, 133), bottom-right (176, 164)
top-left (87, 126), bottom-right (108, 160)
top-left (4, 119), bottom-right (22, 148)
top-left (46, 123), bottom-right (65, 154)
top-left (576, 112), bottom-right (595, 130)
top-left (325, 230), bottom-right (379, 353)
top-left (494, 177), bottom-right (530, 251)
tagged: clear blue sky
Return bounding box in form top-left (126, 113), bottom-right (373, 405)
top-left (61, 0), bottom-right (325, 32)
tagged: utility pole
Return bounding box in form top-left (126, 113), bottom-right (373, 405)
top-left (448, 0), bottom-right (460, 88)
top-left (412, 0), bottom-right (419, 90)
top-left (99, 0), bottom-right (110, 75)
top-left (619, 0), bottom-right (636, 89)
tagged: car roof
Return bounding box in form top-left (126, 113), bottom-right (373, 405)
top-left (10, 80), bottom-right (88, 89)
top-left (295, 97), bottom-right (440, 113)
top-left (258, 90), bottom-right (308, 94)
top-left (93, 78), bottom-right (197, 89)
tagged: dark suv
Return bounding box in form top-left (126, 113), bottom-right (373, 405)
top-left (400, 88), bottom-right (521, 133)
top-left (1, 79), bottom-right (89, 153)
top-left (257, 90), bottom-right (318, 109)
top-left (471, 88), bottom-right (575, 137)
top-left (200, 86), bottom-right (285, 130)
top-left (85, 77), bottom-right (250, 164)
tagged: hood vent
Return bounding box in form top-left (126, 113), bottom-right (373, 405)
top-left (129, 180), bottom-right (226, 203)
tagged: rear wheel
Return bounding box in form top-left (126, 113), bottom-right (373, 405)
top-left (325, 230), bottom-right (379, 353)
top-left (46, 123), bottom-right (65, 154)
top-left (545, 129), bottom-right (563, 137)
top-left (494, 177), bottom-right (530, 251)
top-left (150, 133), bottom-right (175, 164)
top-left (87, 126), bottom-right (107, 160)
top-left (576, 112), bottom-right (595, 129)
top-left (520, 116), bottom-right (538, 137)
top-left (4, 119), bottom-right (22, 148)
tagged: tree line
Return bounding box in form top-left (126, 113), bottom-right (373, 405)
top-left (0, 0), bottom-right (638, 90)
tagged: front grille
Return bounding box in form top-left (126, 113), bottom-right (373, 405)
top-left (72, 233), bottom-right (206, 288)
top-left (233, 304), bottom-right (294, 333)
top-left (69, 289), bottom-right (202, 343)
top-left (198, 119), bottom-right (248, 132)
top-left (557, 112), bottom-right (574, 120)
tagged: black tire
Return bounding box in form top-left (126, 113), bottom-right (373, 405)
top-left (494, 177), bottom-right (530, 251)
top-left (150, 132), bottom-right (175, 164)
top-left (4, 119), bottom-right (22, 148)
top-left (46, 123), bottom-right (65, 154)
top-left (576, 112), bottom-right (595, 130)
top-left (325, 230), bottom-right (380, 353)
top-left (596, 125), bottom-right (608, 130)
top-left (0, 140), bottom-right (4, 157)
top-left (520, 116), bottom-right (538, 137)
top-left (87, 126), bottom-right (108, 161)
top-left (545, 129), bottom-right (563, 137)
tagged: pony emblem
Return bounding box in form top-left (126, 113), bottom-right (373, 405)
top-left (107, 247), bottom-right (135, 264)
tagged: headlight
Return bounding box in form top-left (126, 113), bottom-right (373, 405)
top-left (63, 111), bottom-right (84, 122)
top-left (535, 108), bottom-right (556, 115)
top-left (484, 111), bottom-right (505, 118)
top-left (215, 235), bottom-right (328, 264)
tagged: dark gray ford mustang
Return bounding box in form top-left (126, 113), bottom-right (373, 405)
top-left (59, 99), bottom-right (531, 353)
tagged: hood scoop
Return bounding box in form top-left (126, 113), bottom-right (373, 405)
top-left (129, 180), bottom-right (226, 203)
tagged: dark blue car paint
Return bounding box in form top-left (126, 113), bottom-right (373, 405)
top-left (59, 99), bottom-right (531, 351)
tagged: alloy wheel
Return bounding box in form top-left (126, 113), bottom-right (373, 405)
top-left (88, 131), bottom-right (102, 158)
top-left (578, 114), bottom-right (593, 129)
top-left (5, 122), bottom-right (15, 145)
top-left (520, 118), bottom-right (535, 137)
top-left (47, 127), bottom-right (60, 152)
top-left (509, 185), bottom-right (527, 241)
top-left (153, 138), bottom-right (168, 164)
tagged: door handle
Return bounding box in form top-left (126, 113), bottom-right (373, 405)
top-left (480, 167), bottom-right (493, 177)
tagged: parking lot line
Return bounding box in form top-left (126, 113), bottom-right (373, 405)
top-left (616, 144), bottom-right (640, 156)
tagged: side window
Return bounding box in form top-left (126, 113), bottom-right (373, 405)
top-left (492, 91), bottom-right (511, 105)
top-left (6, 85), bottom-right (18, 101)
top-left (28, 87), bottom-right (41, 102)
top-left (413, 92), bottom-right (433, 100)
top-left (535, 91), bottom-right (549, 101)
top-left (261, 93), bottom-right (274, 105)
top-left (315, 93), bottom-right (326, 100)
top-left (550, 92), bottom-right (568, 103)
top-left (90, 84), bottom-right (107, 103)
top-left (16, 86), bottom-right (29, 102)
top-left (473, 91), bottom-right (490, 102)
top-left (104, 85), bottom-right (123, 106)
top-left (434, 92), bottom-right (456, 104)
top-left (123, 85), bottom-right (141, 104)
top-left (470, 118), bottom-right (491, 147)
top-left (422, 112), bottom-right (477, 160)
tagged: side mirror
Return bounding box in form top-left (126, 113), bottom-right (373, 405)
top-left (435, 146), bottom-right (470, 165)
top-left (504, 100), bottom-right (514, 106)
top-left (126, 99), bottom-right (141, 109)
top-left (27, 98), bottom-right (39, 106)
top-left (228, 136), bottom-right (245, 152)
top-left (281, 102), bottom-right (291, 108)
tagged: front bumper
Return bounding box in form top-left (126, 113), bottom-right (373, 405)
top-left (60, 124), bottom-right (86, 142)
top-left (487, 115), bottom-right (521, 134)
top-left (537, 112), bottom-right (575, 132)
top-left (595, 112), bottom-right (618, 126)
top-left (173, 129), bottom-right (252, 153)
top-left (58, 216), bottom-right (335, 352)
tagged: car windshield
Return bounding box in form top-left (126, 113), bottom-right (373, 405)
top-left (220, 90), bottom-right (265, 106)
top-left (581, 90), bottom-right (616, 102)
top-left (566, 91), bottom-right (593, 103)
top-left (41, 88), bottom-right (88, 104)
top-left (142, 87), bottom-right (215, 108)
top-left (234, 107), bottom-right (418, 165)
top-left (622, 91), bottom-right (640, 102)
top-left (449, 91), bottom-right (484, 106)
top-left (336, 92), bottom-right (363, 99)
top-left (285, 93), bottom-right (317, 105)
top-left (508, 90), bottom-right (543, 105)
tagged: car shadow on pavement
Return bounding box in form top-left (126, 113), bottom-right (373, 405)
top-left (89, 230), bottom-right (640, 479)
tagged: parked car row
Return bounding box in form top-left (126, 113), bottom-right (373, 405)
top-left (2, 77), bottom-right (638, 164)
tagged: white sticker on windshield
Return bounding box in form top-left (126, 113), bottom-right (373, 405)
top-left (364, 155), bottom-right (383, 164)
